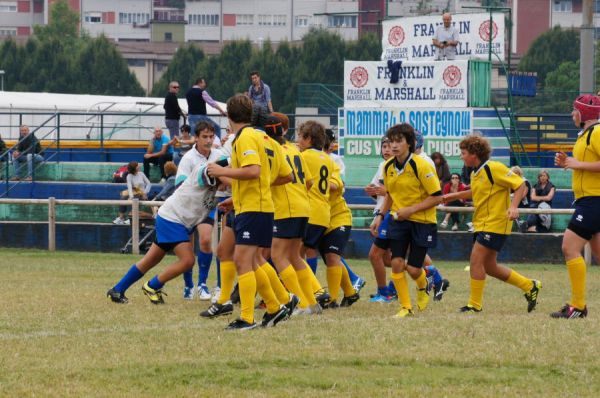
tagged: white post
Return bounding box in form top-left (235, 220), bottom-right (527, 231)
top-left (48, 196), bottom-right (56, 251)
top-left (132, 198), bottom-right (140, 255)
top-left (584, 243), bottom-right (592, 266)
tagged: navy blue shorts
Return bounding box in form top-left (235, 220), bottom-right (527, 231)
top-left (234, 212), bottom-right (273, 247)
top-left (154, 215), bottom-right (193, 251)
top-left (473, 231), bottom-right (507, 252)
top-left (224, 211), bottom-right (235, 229)
top-left (373, 213), bottom-right (392, 249)
top-left (303, 223), bottom-right (327, 249)
top-left (319, 225), bottom-right (352, 256)
top-left (387, 220), bottom-right (437, 266)
top-left (568, 197), bottom-right (600, 240)
top-left (273, 217), bottom-right (308, 239)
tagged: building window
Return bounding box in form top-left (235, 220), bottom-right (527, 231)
top-left (187, 13), bottom-right (219, 26)
top-left (236, 14), bottom-right (253, 25)
top-left (164, 32), bottom-right (173, 42)
top-left (258, 14), bottom-right (271, 26)
top-left (119, 13), bottom-right (150, 25)
top-left (0, 27), bottom-right (16, 36)
top-left (84, 12), bottom-right (103, 24)
top-left (327, 15), bottom-right (356, 28)
top-left (0, 2), bottom-right (17, 12)
top-left (295, 15), bottom-right (310, 27)
top-left (553, 0), bottom-right (572, 12)
top-left (127, 59), bottom-right (146, 67)
top-left (274, 15), bottom-right (286, 26)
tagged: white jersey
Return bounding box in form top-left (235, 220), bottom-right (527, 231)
top-left (175, 146), bottom-right (224, 185)
top-left (330, 152), bottom-right (345, 178)
top-left (158, 162), bottom-right (218, 229)
top-left (418, 150), bottom-right (435, 169)
top-left (371, 160), bottom-right (387, 213)
top-left (215, 133), bottom-right (236, 198)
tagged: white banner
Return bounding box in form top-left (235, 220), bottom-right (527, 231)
top-left (344, 60), bottom-right (468, 108)
top-left (381, 13), bottom-right (505, 62)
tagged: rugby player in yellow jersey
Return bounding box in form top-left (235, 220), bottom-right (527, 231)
top-left (370, 123), bottom-right (442, 318)
top-left (552, 94), bottom-right (600, 318)
top-left (296, 121), bottom-right (339, 305)
top-left (443, 135), bottom-right (541, 313)
top-left (206, 94), bottom-right (289, 330)
top-left (261, 114), bottom-right (322, 314)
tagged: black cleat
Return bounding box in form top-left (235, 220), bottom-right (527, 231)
top-left (284, 294), bottom-right (300, 315)
top-left (225, 318), bottom-right (258, 330)
top-left (315, 289), bottom-right (331, 308)
top-left (261, 305), bottom-right (289, 327)
top-left (524, 280), bottom-right (542, 313)
top-left (433, 279), bottom-right (450, 301)
top-left (340, 293), bottom-right (360, 307)
top-left (200, 302), bottom-right (234, 318)
top-left (550, 304), bottom-right (587, 319)
top-left (459, 305), bottom-right (482, 313)
top-left (107, 288), bottom-right (128, 304)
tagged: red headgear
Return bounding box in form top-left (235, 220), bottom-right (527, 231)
top-left (573, 94), bottom-right (600, 123)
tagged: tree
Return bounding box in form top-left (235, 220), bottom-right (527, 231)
top-left (33, 0), bottom-right (79, 43)
top-left (150, 45), bottom-right (205, 97)
top-left (518, 26), bottom-right (579, 85)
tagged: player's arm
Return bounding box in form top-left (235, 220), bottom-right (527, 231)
top-left (370, 193), bottom-right (392, 237)
top-left (507, 182), bottom-right (526, 220)
top-left (207, 163), bottom-right (259, 180)
top-left (556, 151), bottom-right (600, 172)
top-left (273, 174), bottom-right (293, 186)
top-left (443, 189), bottom-right (472, 203)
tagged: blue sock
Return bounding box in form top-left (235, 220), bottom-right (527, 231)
top-left (183, 270), bottom-right (193, 288)
top-left (197, 250), bottom-right (213, 286)
top-left (387, 280), bottom-right (397, 295)
top-left (307, 257), bottom-right (318, 274)
top-left (148, 275), bottom-right (164, 290)
top-left (216, 257), bottom-right (221, 288)
top-left (377, 286), bottom-right (388, 296)
top-left (425, 265), bottom-right (443, 286)
top-left (341, 257), bottom-right (359, 284)
top-left (113, 265), bottom-right (144, 293)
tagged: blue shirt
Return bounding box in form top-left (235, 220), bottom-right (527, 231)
top-left (248, 82), bottom-right (271, 110)
top-left (152, 134), bottom-right (174, 155)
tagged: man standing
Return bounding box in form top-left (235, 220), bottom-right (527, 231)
top-left (164, 81), bottom-right (186, 138)
top-left (12, 125), bottom-right (43, 181)
top-left (247, 71), bottom-right (273, 113)
top-left (186, 77), bottom-right (227, 138)
top-left (432, 13), bottom-right (459, 61)
top-left (143, 127), bottom-right (174, 181)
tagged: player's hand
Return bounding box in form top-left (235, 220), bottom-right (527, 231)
top-left (364, 184), bottom-right (377, 196)
top-left (206, 162), bottom-right (224, 177)
top-left (143, 153), bottom-right (152, 159)
top-left (369, 217), bottom-right (381, 237)
top-left (218, 198), bottom-right (233, 213)
top-left (506, 207), bottom-right (519, 220)
top-left (441, 194), bottom-right (450, 205)
top-left (554, 151), bottom-right (568, 168)
top-left (395, 207), bottom-right (413, 221)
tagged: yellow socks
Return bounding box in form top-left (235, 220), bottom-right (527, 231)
top-left (326, 265), bottom-right (343, 302)
top-left (303, 260), bottom-right (323, 293)
top-left (468, 278), bottom-right (485, 310)
top-left (340, 265), bottom-right (356, 297)
top-left (238, 271), bottom-right (256, 324)
top-left (279, 265), bottom-right (309, 308)
top-left (506, 270), bottom-right (534, 292)
top-left (295, 267), bottom-right (318, 306)
top-left (414, 269), bottom-right (428, 290)
top-left (391, 272), bottom-right (411, 310)
top-left (217, 260), bottom-right (236, 305)
top-left (254, 266), bottom-right (281, 314)
top-left (260, 263), bottom-right (290, 305)
top-left (567, 257), bottom-right (587, 309)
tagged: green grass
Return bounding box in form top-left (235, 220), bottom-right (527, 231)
top-left (1, 249), bottom-right (600, 397)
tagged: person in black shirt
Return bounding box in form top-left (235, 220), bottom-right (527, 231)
top-left (11, 125), bottom-right (43, 181)
top-left (163, 81), bottom-right (186, 139)
top-left (186, 77), bottom-right (226, 138)
top-left (526, 170), bottom-right (556, 232)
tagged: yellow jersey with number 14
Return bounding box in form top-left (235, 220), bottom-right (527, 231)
top-left (301, 148), bottom-right (334, 227)
top-left (271, 142), bottom-right (312, 220)
top-left (231, 126), bottom-right (273, 215)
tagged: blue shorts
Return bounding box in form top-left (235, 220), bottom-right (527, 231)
top-left (303, 223), bottom-right (327, 249)
top-left (319, 225), bottom-right (352, 256)
top-left (234, 212), bottom-right (273, 247)
top-left (225, 211), bottom-right (235, 229)
top-left (155, 215), bottom-right (193, 251)
top-left (388, 220), bottom-right (437, 266)
top-left (273, 217), bottom-right (308, 239)
top-left (473, 231), bottom-right (507, 252)
top-left (373, 213), bottom-right (392, 249)
top-left (568, 197), bottom-right (600, 240)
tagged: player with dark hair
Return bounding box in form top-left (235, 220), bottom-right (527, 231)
top-left (443, 135), bottom-right (541, 313)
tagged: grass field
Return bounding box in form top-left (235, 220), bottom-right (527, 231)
top-left (2, 249), bottom-right (600, 397)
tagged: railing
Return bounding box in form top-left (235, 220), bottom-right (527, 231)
top-left (0, 198), bottom-right (591, 264)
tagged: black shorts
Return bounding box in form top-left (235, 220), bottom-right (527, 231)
top-left (319, 225), bottom-right (352, 256)
top-left (387, 220), bottom-right (437, 267)
top-left (234, 212), bottom-right (273, 247)
top-left (273, 217), bottom-right (308, 239)
top-left (200, 207), bottom-right (217, 225)
top-left (373, 237), bottom-right (391, 250)
top-left (225, 211), bottom-right (235, 229)
top-left (473, 231), bottom-right (507, 252)
top-left (568, 197), bottom-right (600, 240)
top-left (303, 223), bottom-right (327, 249)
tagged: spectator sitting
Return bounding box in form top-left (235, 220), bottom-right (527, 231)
top-left (510, 166), bottom-right (532, 232)
top-left (114, 161), bottom-right (152, 225)
top-left (526, 169), bottom-right (555, 233)
top-left (431, 151), bottom-right (451, 185)
top-left (0, 133), bottom-right (6, 179)
top-left (143, 126), bottom-right (174, 182)
top-left (440, 173), bottom-right (468, 231)
top-left (173, 125), bottom-right (194, 165)
top-left (11, 125), bottom-right (43, 181)
top-left (151, 161), bottom-right (177, 217)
